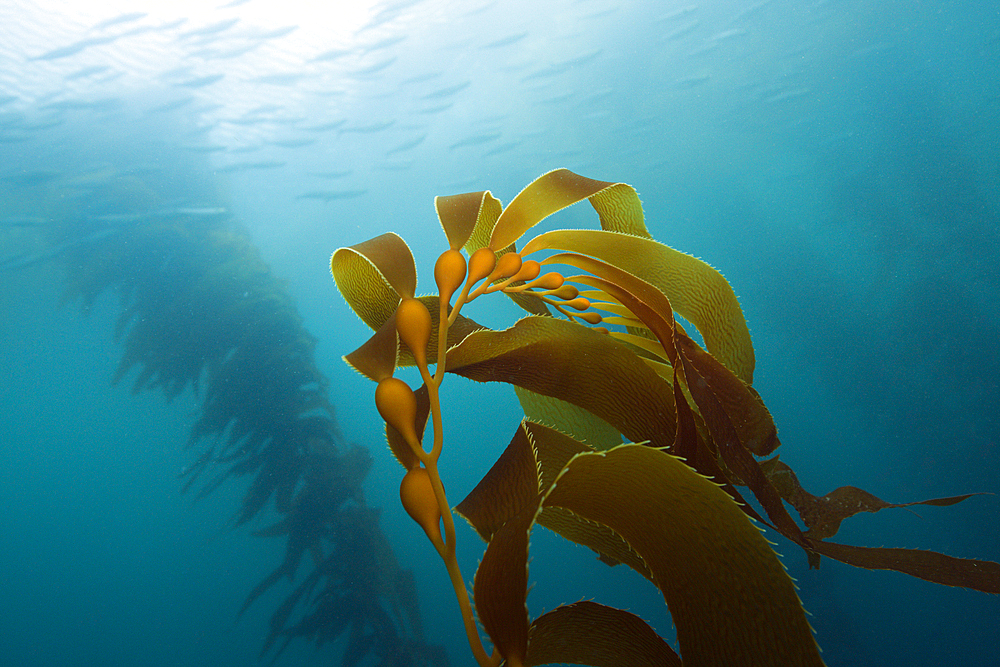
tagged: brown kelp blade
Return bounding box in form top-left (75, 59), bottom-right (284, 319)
top-left (466, 425), bottom-right (677, 666)
top-left (489, 168), bottom-right (647, 251)
top-left (456, 423), bottom-right (540, 542)
top-left (342, 309), bottom-right (399, 382)
top-left (762, 457), bottom-right (984, 540)
top-left (558, 253), bottom-right (776, 457)
top-left (524, 228), bottom-right (755, 384)
top-left (445, 315), bottom-right (677, 449)
top-left (435, 190), bottom-right (503, 253)
top-left (526, 601), bottom-right (681, 667)
top-left (472, 496), bottom-right (533, 667)
top-left (809, 540), bottom-right (1000, 593)
top-left (331, 232), bottom-right (415, 329)
top-left (457, 421), bottom-right (653, 581)
top-left (542, 444), bottom-right (825, 667)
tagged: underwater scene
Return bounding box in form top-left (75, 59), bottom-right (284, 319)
top-left (1, 0), bottom-right (998, 665)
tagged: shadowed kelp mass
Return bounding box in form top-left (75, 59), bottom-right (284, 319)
top-left (332, 169), bottom-right (1000, 666)
top-left (1, 136), bottom-right (447, 666)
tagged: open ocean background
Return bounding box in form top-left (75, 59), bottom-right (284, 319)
top-left (1, 1), bottom-right (998, 665)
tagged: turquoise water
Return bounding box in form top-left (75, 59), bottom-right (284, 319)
top-left (2, 1), bottom-right (998, 665)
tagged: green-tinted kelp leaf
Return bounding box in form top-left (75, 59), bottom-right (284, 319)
top-left (514, 386), bottom-right (622, 451)
top-left (523, 229), bottom-right (754, 384)
top-left (445, 316), bottom-right (677, 448)
top-left (331, 232), bottom-right (415, 329)
top-left (526, 601), bottom-right (681, 667)
top-left (542, 444), bottom-right (825, 667)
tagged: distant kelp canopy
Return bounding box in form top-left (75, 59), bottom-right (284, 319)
top-left (331, 169), bottom-right (1000, 667)
top-left (3, 168), bottom-right (446, 667)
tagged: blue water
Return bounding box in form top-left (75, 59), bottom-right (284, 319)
top-left (1, 1), bottom-right (998, 665)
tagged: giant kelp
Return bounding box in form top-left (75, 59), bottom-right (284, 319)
top-left (332, 169), bottom-right (1000, 666)
top-left (4, 164), bottom-right (446, 666)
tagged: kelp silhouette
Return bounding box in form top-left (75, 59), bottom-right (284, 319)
top-left (332, 169), bottom-right (1000, 666)
top-left (4, 166), bottom-right (446, 666)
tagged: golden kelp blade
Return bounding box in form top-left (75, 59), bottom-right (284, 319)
top-left (434, 190), bottom-right (503, 253)
top-left (513, 386), bottom-right (622, 451)
top-left (524, 228), bottom-right (755, 383)
top-left (464, 424), bottom-right (676, 666)
top-left (489, 168), bottom-right (646, 251)
top-left (331, 232), bottom-right (415, 330)
top-left (553, 252), bottom-right (776, 456)
top-left (543, 444), bottom-right (825, 667)
top-left (445, 316), bottom-right (677, 448)
top-left (457, 421), bottom-right (652, 581)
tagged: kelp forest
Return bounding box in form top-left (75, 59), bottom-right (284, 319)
top-left (3, 109), bottom-right (998, 667)
top-left (1, 116), bottom-right (446, 667)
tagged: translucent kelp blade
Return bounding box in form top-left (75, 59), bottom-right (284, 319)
top-left (434, 190), bottom-right (502, 253)
top-left (472, 499), bottom-right (533, 666)
top-left (489, 169), bottom-right (644, 251)
top-left (513, 386), bottom-right (622, 451)
top-left (526, 601), bottom-right (681, 667)
top-left (762, 456), bottom-right (985, 540)
top-left (445, 316), bottom-right (677, 448)
top-left (523, 229), bottom-right (755, 384)
top-left (542, 444), bottom-right (825, 667)
top-left (331, 232), bottom-right (415, 329)
top-left (527, 422), bottom-right (652, 579)
top-left (537, 504), bottom-right (654, 582)
top-left (342, 310), bottom-right (399, 382)
top-left (610, 330), bottom-right (671, 363)
top-left (809, 540), bottom-right (1000, 593)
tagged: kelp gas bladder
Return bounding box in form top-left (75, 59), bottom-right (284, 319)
top-left (331, 169), bottom-right (999, 667)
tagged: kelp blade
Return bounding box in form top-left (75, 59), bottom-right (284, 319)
top-left (489, 168), bottom-right (647, 251)
top-left (542, 444), bottom-right (824, 667)
top-left (331, 232), bottom-right (414, 329)
top-left (526, 601), bottom-right (681, 667)
top-left (524, 229), bottom-right (755, 384)
top-left (446, 316), bottom-right (677, 449)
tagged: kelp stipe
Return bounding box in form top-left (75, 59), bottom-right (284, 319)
top-left (332, 169), bottom-right (1000, 666)
top-left (7, 164), bottom-right (447, 666)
